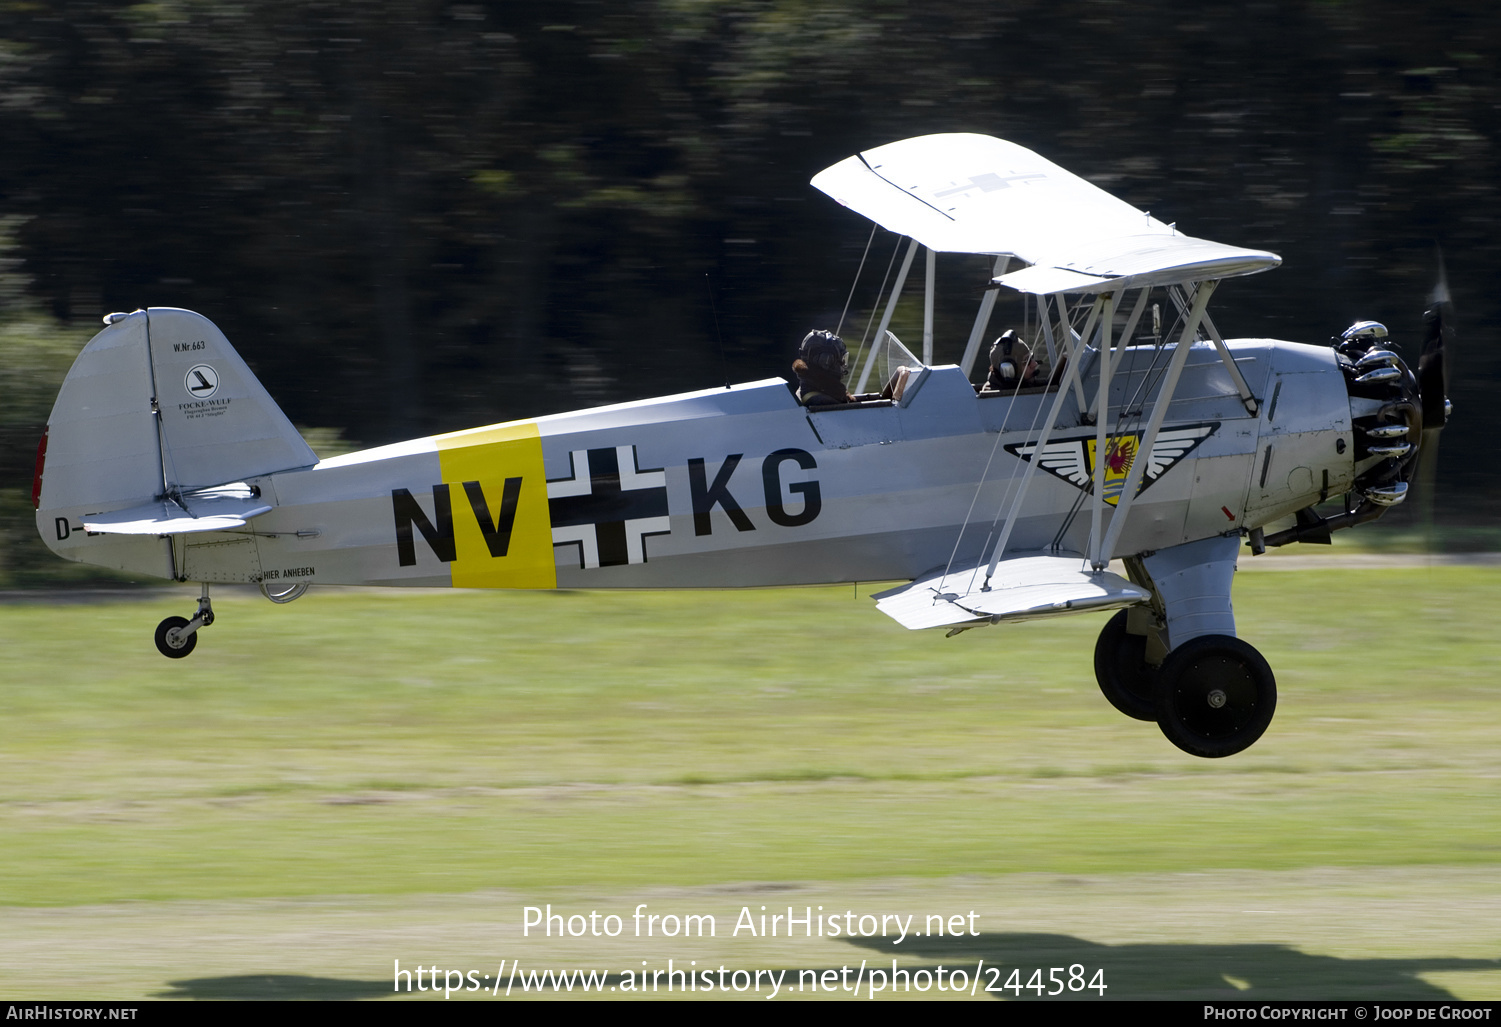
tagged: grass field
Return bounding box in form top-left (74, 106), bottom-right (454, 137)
top-left (2, 566), bottom-right (1498, 1000)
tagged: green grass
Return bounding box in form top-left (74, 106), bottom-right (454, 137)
top-left (1, 568), bottom-right (1499, 998)
top-left (3, 569), bottom-right (1499, 904)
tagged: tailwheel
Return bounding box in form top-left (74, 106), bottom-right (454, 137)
top-left (1093, 610), bottom-right (1158, 721)
top-left (153, 584), bottom-right (214, 659)
top-left (1155, 635), bottom-right (1276, 758)
top-left (154, 616), bottom-right (197, 658)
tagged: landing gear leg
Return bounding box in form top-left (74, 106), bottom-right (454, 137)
top-left (155, 583), bottom-right (214, 659)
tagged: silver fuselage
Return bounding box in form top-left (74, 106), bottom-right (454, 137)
top-left (42, 339), bottom-right (1355, 590)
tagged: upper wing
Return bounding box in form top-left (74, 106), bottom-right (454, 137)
top-left (811, 133), bottom-right (1278, 293)
top-left (872, 554), bottom-right (1150, 632)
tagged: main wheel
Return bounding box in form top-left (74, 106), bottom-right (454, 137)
top-left (1155, 635), bottom-right (1275, 758)
top-left (154, 616), bottom-right (198, 659)
top-left (1093, 610), bottom-right (1158, 721)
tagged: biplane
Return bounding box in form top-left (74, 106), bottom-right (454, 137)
top-left (32, 133), bottom-right (1449, 758)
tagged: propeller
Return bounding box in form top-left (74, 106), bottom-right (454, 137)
top-left (1418, 254), bottom-right (1452, 430)
top-left (1413, 250), bottom-right (1454, 538)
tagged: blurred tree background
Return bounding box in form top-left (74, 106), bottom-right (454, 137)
top-left (2, 0), bottom-right (1497, 584)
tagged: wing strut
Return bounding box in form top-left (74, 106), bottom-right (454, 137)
top-left (923, 247), bottom-right (936, 365)
top-left (1047, 294), bottom-right (1093, 414)
top-left (1095, 280), bottom-right (1219, 567)
top-left (1037, 292), bottom-right (1090, 418)
top-left (978, 294), bottom-right (1104, 590)
top-left (1037, 294), bottom-right (1058, 365)
top-left (1169, 284), bottom-right (1259, 415)
top-left (1085, 287), bottom-right (1152, 423)
top-left (959, 256), bottom-right (1010, 376)
top-left (855, 237), bottom-right (920, 392)
top-left (1088, 292), bottom-right (1116, 568)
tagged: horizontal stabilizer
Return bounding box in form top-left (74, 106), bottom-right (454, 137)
top-left (873, 554), bottom-right (1149, 631)
top-left (82, 487), bottom-right (271, 535)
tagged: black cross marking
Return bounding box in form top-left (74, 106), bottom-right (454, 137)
top-left (933, 172), bottom-right (1047, 199)
top-left (548, 446), bottom-right (669, 568)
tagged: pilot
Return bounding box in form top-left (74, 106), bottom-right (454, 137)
top-left (984, 330), bottom-right (1040, 390)
top-left (793, 329), bottom-right (854, 406)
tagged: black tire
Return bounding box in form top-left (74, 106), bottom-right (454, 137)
top-left (1155, 634), bottom-right (1276, 758)
top-left (1093, 609), bottom-right (1158, 721)
top-left (154, 616), bottom-right (197, 659)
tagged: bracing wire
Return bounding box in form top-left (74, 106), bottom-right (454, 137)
top-left (939, 297), bottom-right (1058, 596)
top-left (837, 223), bottom-right (878, 338)
top-left (956, 368), bottom-right (1059, 595)
top-left (847, 234), bottom-right (903, 382)
top-left (938, 282), bottom-right (1208, 591)
top-left (1050, 294), bottom-right (1169, 551)
top-left (1046, 284), bottom-right (1197, 552)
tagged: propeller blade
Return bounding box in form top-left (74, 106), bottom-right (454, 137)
top-left (1413, 424), bottom-right (1441, 550)
top-left (1418, 304), bottom-right (1448, 429)
top-left (1428, 246), bottom-right (1452, 308)
top-left (1418, 247), bottom-right (1451, 430)
top-left (1414, 248), bottom-right (1452, 549)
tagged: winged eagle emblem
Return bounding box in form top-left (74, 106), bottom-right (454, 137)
top-left (1005, 423), bottom-right (1218, 505)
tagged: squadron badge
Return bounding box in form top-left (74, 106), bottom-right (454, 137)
top-left (1005, 423), bottom-right (1218, 505)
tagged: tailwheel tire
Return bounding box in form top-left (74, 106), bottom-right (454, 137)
top-left (1155, 634), bottom-right (1275, 758)
top-left (1093, 609), bottom-right (1158, 721)
top-left (154, 616), bottom-right (197, 659)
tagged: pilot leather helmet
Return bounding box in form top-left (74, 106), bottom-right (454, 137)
top-left (799, 330), bottom-right (849, 380)
top-left (989, 330), bottom-right (1032, 380)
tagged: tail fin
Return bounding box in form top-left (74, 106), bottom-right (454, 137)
top-left (36, 308), bottom-right (316, 515)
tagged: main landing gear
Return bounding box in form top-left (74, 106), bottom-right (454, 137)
top-left (1092, 610), bottom-right (1157, 722)
top-left (1093, 612), bottom-right (1277, 759)
top-left (1154, 635), bottom-right (1277, 758)
top-left (155, 584), bottom-right (214, 659)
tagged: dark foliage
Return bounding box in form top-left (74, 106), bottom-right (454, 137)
top-left (2, 0), bottom-right (1497, 518)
